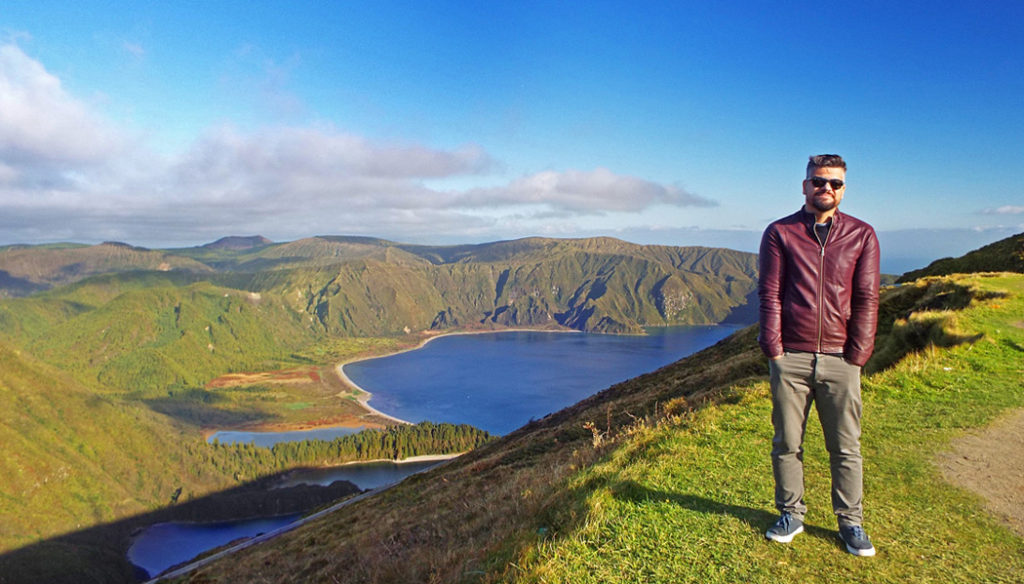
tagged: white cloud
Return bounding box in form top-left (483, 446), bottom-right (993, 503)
top-left (0, 43), bottom-right (716, 247)
top-left (0, 43), bottom-right (124, 166)
top-left (980, 205), bottom-right (1024, 215)
top-left (160, 124), bottom-right (494, 212)
top-left (455, 168), bottom-right (715, 214)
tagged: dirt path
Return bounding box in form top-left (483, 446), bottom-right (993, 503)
top-left (937, 408), bottom-right (1024, 537)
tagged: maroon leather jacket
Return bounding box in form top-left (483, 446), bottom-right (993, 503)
top-left (758, 208), bottom-right (880, 367)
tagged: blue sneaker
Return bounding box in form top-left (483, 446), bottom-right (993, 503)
top-left (765, 513), bottom-right (804, 543)
top-left (838, 525), bottom-right (876, 557)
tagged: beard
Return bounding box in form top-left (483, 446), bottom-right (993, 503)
top-left (811, 196), bottom-right (837, 212)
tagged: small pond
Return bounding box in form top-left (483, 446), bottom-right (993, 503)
top-left (129, 514), bottom-right (301, 579)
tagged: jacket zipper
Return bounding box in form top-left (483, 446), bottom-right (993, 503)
top-left (817, 244), bottom-right (825, 352)
top-left (814, 221), bottom-right (829, 352)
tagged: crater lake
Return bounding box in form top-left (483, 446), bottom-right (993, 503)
top-left (343, 325), bottom-right (744, 435)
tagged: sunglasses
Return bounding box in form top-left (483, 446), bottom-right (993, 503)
top-left (808, 176), bottom-right (845, 190)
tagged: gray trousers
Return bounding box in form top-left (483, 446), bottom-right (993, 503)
top-left (769, 351), bottom-right (864, 527)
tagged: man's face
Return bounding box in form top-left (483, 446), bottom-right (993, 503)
top-left (803, 166), bottom-right (846, 214)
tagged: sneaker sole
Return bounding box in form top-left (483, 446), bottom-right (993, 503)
top-left (839, 535), bottom-right (876, 557)
top-left (765, 525), bottom-right (803, 543)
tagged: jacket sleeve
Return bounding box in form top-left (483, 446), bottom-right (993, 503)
top-left (758, 224), bottom-right (785, 359)
top-left (844, 228), bottom-right (880, 366)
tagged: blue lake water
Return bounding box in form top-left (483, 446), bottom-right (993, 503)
top-left (344, 325), bottom-right (742, 435)
top-left (128, 459), bottom-right (439, 578)
top-left (128, 514), bottom-right (300, 578)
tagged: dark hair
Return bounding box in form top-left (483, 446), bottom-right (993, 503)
top-left (807, 154), bottom-right (846, 177)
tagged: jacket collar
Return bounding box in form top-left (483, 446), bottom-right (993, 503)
top-left (798, 207), bottom-right (842, 227)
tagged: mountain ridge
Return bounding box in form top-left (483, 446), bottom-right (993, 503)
top-left (1, 236), bottom-right (760, 336)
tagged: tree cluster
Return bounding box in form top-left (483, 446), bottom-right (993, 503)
top-left (207, 422), bottom-right (493, 478)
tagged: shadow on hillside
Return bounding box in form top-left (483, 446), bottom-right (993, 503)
top-left (866, 279), bottom-right (1005, 374)
top-left (608, 480), bottom-right (837, 543)
top-left (0, 270), bottom-right (48, 297)
top-left (143, 394), bottom-right (281, 428)
top-left (0, 473), bottom-right (360, 584)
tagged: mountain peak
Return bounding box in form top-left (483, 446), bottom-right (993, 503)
top-left (202, 235), bottom-right (273, 251)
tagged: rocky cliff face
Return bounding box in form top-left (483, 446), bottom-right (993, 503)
top-left (273, 239), bottom-right (759, 335)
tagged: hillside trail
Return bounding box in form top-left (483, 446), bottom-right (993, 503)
top-left (936, 407), bottom-right (1024, 537)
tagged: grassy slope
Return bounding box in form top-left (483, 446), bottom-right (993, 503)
top-left (3, 276), bottom-right (324, 392)
top-left (0, 341), bottom-right (238, 552)
top-left (180, 273), bottom-right (1024, 583)
top-left (0, 334), bottom-right (411, 582)
top-left (513, 275), bottom-right (1024, 584)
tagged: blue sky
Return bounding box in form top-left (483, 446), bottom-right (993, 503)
top-left (1, 1), bottom-right (1021, 273)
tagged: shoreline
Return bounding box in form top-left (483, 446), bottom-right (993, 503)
top-left (204, 326), bottom-right (577, 438)
top-left (299, 452), bottom-right (462, 469)
top-left (344, 452), bottom-right (462, 465)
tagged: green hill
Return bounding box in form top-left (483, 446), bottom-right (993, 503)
top-left (1, 238), bottom-right (758, 335)
top-left (251, 245), bottom-right (756, 336)
top-left (0, 242), bottom-right (214, 297)
top-left (176, 269), bottom-right (1024, 583)
top-left (897, 231), bottom-right (1024, 282)
top-left (22, 279), bottom-right (321, 392)
top-left (2, 237), bottom-right (759, 364)
top-left (163, 236), bottom-right (760, 335)
top-left (0, 339), bottom-right (249, 553)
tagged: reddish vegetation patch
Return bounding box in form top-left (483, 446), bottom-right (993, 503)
top-left (205, 367), bottom-right (321, 389)
top-left (199, 364), bottom-right (398, 435)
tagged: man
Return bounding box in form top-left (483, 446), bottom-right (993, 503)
top-left (757, 154), bottom-right (880, 556)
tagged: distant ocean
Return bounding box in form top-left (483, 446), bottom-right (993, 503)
top-left (344, 325), bottom-right (744, 435)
